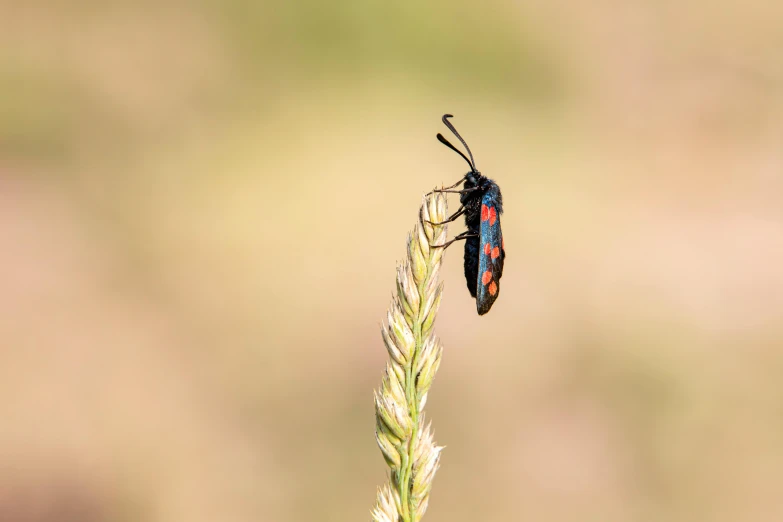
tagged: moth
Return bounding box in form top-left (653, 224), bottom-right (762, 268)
top-left (430, 114), bottom-right (506, 315)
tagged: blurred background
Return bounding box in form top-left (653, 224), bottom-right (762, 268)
top-left (1, 1), bottom-right (782, 521)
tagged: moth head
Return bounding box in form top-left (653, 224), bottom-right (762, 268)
top-left (465, 171), bottom-right (482, 187)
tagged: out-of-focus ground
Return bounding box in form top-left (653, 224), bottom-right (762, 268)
top-left (1, 2), bottom-right (782, 521)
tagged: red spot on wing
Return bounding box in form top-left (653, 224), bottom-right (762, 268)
top-left (491, 246), bottom-right (500, 259)
top-left (488, 281), bottom-right (498, 296)
top-left (484, 243), bottom-right (491, 255)
top-left (481, 204), bottom-right (489, 221)
top-left (489, 207), bottom-right (497, 226)
top-left (481, 270), bottom-right (492, 285)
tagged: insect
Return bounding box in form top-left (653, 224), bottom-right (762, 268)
top-left (430, 114), bottom-right (505, 315)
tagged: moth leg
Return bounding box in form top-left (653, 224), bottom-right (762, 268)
top-left (425, 205), bottom-right (465, 226)
top-left (432, 187), bottom-right (481, 195)
top-left (426, 176), bottom-right (467, 196)
top-left (430, 231), bottom-right (478, 249)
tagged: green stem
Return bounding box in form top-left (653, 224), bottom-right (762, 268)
top-left (401, 275), bottom-right (430, 522)
top-left (399, 359), bottom-right (413, 522)
top-left (407, 323), bottom-right (422, 521)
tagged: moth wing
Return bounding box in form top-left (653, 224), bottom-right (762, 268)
top-left (463, 236), bottom-right (480, 298)
top-left (475, 199), bottom-right (505, 315)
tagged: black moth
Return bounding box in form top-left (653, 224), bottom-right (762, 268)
top-left (430, 114), bottom-right (505, 315)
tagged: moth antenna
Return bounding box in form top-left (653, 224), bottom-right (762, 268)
top-left (441, 114), bottom-right (477, 170)
top-left (437, 133), bottom-right (474, 171)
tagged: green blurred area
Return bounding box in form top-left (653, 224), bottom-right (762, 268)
top-left (1, 2), bottom-right (782, 522)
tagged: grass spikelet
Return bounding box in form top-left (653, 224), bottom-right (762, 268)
top-left (372, 192), bottom-right (448, 522)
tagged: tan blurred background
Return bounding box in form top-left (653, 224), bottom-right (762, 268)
top-left (1, 1), bottom-right (783, 521)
